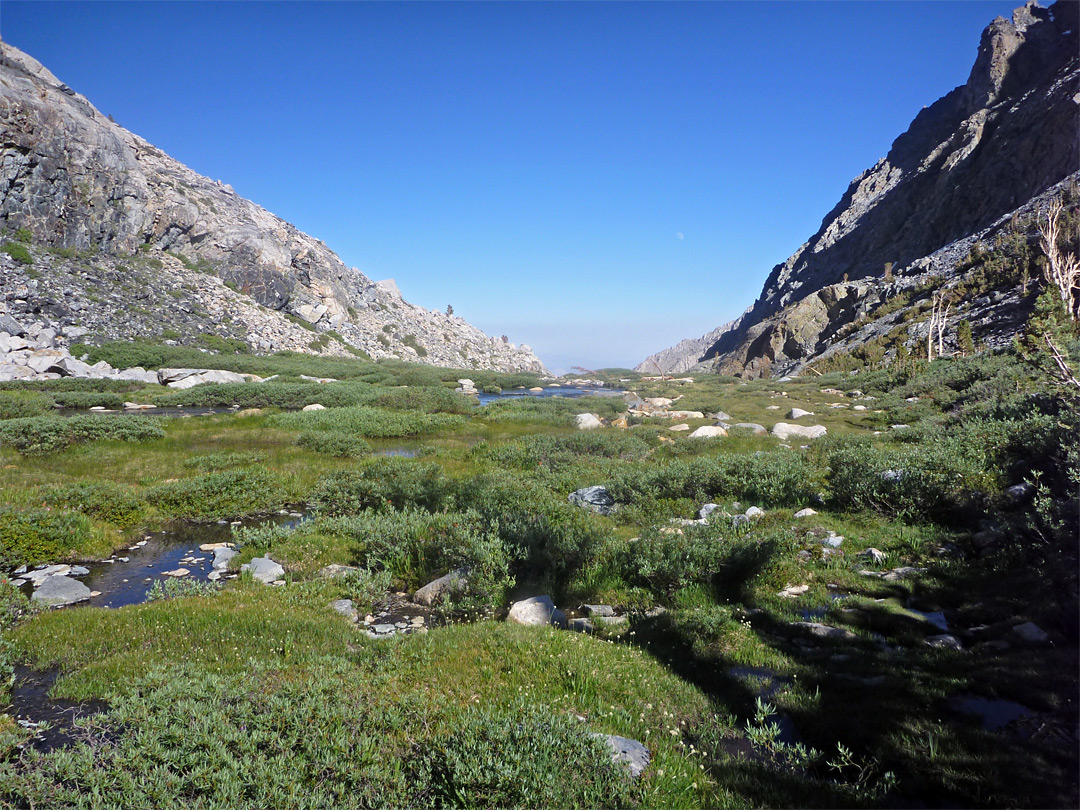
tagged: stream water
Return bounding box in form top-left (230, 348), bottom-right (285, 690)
top-left (14, 512), bottom-right (307, 609)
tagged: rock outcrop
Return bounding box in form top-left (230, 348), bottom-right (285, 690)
top-left (0, 41), bottom-right (548, 374)
top-left (641, 2), bottom-right (1079, 377)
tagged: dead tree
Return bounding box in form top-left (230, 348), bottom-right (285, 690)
top-left (927, 290), bottom-right (952, 361)
top-left (1038, 200), bottom-right (1080, 320)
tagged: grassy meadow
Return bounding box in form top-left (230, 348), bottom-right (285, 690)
top-left (0, 344), bottom-right (1077, 808)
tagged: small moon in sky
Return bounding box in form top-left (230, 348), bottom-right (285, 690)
top-left (675, 232), bottom-right (684, 240)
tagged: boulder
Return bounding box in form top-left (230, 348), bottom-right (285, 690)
top-left (924, 634), bottom-right (963, 650)
top-left (31, 575), bottom-right (92, 607)
top-left (331, 599), bottom-right (358, 621)
top-left (212, 547), bottom-right (238, 571)
top-left (744, 506), bottom-right (765, 519)
top-left (54, 356), bottom-right (97, 378)
top-left (112, 367), bottom-right (159, 383)
top-left (858, 547), bottom-right (887, 565)
top-left (581, 604), bottom-right (615, 617)
top-left (0, 314), bottom-right (26, 336)
top-left (778, 584), bottom-right (810, 598)
top-left (157, 368), bottom-right (202, 384)
top-left (507, 595), bottom-right (565, 628)
top-left (793, 508), bottom-right (818, 518)
top-left (1012, 621), bottom-right (1049, 643)
top-left (196, 369), bottom-right (248, 385)
top-left (241, 556), bottom-right (285, 584)
top-left (669, 424), bottom-right (690, 431)
top-left (1003, 482), bottom-right (1035, 508)
top-left (568, 485), bottom-right (615, 516)
top-left (0, 363), bottom-right (36, 381)
top-left (302, 403), bottom-right (327, 411)
top-left (25, 348), bottom-right (67, 374)
top-left (771, 423), bottom-right (827, 440)
top-left (575, 413), bottom-right (604, 430)
top-left (787, 408), bottom-right (814, 419)
top-left (698, 503), bottom-right (720, 520)
top-left (413, 567), bottom-right (470, 606)
top-left (688, 425), bottom-right (727, 439)
top-left (592, 733), bottom-right (650, 778)
top-left (794, 622), bottom-right (857, 641)
top-left (651, 410), bottom-right (704, 420)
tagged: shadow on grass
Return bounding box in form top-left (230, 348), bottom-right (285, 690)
top-left (622, 543), bottom-right (1079, 809)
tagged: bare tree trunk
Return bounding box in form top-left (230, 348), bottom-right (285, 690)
top-left (1038, 200), bottom-right (1080, 320)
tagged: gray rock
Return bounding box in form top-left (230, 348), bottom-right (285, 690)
top-left (212, 546), bottom-right (238, 571)
top-left (507, 595), bottom-right (565, 628)
top-left (858, 547), bottom-right (887, 565)
top-left (793, 508), bottom-right (818, 518)
top-left (331, 599), bottom-right (358, 621)
top-left (744, 506), bottom-right (765, 519)
top-left (787, 408), bottom-right (814, 419)
top-left (581, 604), bottom-right (614, 617)
top-left (575, 413), bottom-right (604, 430)
top-left (794, 622), bottom-right (857, 641)
top-left (592, 733), bottom-right (650, 778)
top-left (688, 425), bottom-right (727, 439)
top-left (698, 503), bottom-right (720, 520)
top-left (1012, 621), bottom-right (1049, 642)
top-left (924, 634), bottom-right (963, 650)
top-left (0, 314), bottom-right (26, 336)
top-left (770, 423), bottom-right (827, 440)
top-left (241, 556), bottom-right (285, 584)
top-left (1003, 482), bottom-right (1035, 507)
top-left (31, 575), bottom-right (92, 607)
top-left (413, 567), bottom-right (470, 606)
top-left (568, 485), bottom-right (615, 516)
top-left (568, 618), bottom-right (594, 634)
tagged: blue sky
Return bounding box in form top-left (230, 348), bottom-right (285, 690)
top-left (1, 1), bottom-right (1019, 372)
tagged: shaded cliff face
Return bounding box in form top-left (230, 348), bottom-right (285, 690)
top-left (643, 1), bottom-right (1079, 377)
top-left (0, 42), bottom-right (548, 373)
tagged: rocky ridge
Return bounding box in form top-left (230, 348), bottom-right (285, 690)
top-left (641, 1), bottom-right (1079, 377)
top-left (0, 41), bottom-right (547, 374)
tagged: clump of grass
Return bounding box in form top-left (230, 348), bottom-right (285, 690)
top-left (0, 506), bottom-right (100, 568)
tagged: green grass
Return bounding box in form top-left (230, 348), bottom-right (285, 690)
top-left (0, 346), bottom-right (1076, 808)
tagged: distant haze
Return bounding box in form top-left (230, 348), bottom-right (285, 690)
top-left (0, 0), bottom-right (1018, 371)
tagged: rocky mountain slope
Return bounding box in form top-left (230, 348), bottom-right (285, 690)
top-left (642, 0), bottom-right (1078, 377)
top-left (0, 41), bottom-right (548, 374)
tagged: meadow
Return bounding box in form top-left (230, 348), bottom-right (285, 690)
top-left (0, 346), bottom-right (1076, 809)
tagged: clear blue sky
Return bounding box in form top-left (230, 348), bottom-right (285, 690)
top-left (1, 0), bottom-right (1019, 373)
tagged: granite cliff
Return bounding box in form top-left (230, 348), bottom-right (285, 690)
top-left (642, 1), bottom-right (1078, 377)
top-left (0, 41), bottom-right (548, 373)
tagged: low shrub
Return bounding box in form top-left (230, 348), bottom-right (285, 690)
top-left (49, 391), bottom-right (126, 409)
top-left (310, 459), bottom-right (452, 515)
top-left (144, 578), bottom-right (221, 601)
top-left (0, 507), bottom-right (97, 568)
top-left (311, 508), bottom-right (512, 606)
top-left (147, 469), bottom-right (287, 520)
top-left (0, 578), bottom-right (34, 631)
top-left (270, 405), bottom-right (465, 438)
top-left (0, 391), bottom-right (54, 419)
top-left (0, 415), bottom-right (165, 455)
top-left (0, 241), bottom-right (32, 265)
top-left (607, 451), bottom-right (819, 510)
top-left (455, 472), bottom-right (605, 583)
top-left (297, 431), bottom-right (372, 458)
top-left (40, 481), bottom-right (147, 528)
top-left (477, 395), bottom-right (627, 425)
top-left (413, 701), bottom-right (636, 809)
